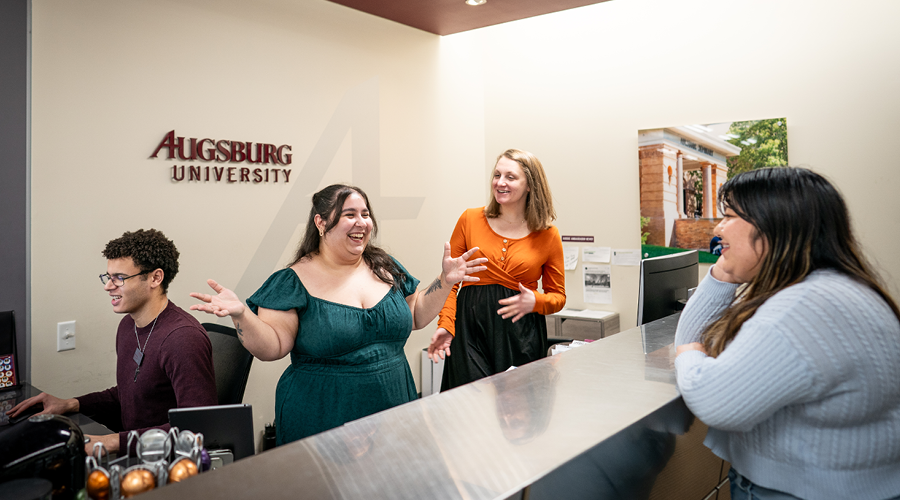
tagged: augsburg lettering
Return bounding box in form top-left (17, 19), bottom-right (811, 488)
top-left (152, 130), bottom-right (293, 184)
top-left (151, 130), bottom-right (292, 166)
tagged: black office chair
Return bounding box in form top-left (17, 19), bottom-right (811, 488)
top-left (202, 323), bottom-right (254, 405)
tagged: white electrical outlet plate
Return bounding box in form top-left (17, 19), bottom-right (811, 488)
top-left (57, 321), bottom-right (76, 352)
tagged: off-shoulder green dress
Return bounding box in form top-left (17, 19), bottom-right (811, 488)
top-left (246, 260), bottom-right (419, 445)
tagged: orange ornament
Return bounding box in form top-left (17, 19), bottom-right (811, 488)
top-left (120, 468), bottom-right (156, 498)
top-left (167, 458), bottom-right (199, 484)
top-left (86, 469), bottom-right (110, 500)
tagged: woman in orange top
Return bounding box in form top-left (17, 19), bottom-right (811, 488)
top-left (428, 149), bottom-right (566, 390)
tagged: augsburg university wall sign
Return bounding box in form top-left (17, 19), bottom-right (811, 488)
top-left (151, 130), bottom-right (293, 184)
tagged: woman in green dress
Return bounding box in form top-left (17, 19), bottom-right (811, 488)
top-left (190, 184), bottom-right (487, 444)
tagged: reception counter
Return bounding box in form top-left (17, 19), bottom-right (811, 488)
top-left (143, 313), bottom-right (728, 500)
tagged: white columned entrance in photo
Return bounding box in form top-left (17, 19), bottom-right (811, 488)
top-left (676, 153), bottom-right (685, 218)
top-left (702, 163), bottom-right (713, 218)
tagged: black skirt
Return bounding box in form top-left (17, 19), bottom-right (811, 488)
top-left (441, 284), bottom-right (548, 391)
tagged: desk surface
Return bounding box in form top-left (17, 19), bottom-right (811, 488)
top-left (0, 383), bottom-right (114, 437)
top-left (144, 314), bottom-right (684, 500)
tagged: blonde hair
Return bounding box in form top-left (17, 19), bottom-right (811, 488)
top-left (484, 149), bottom-right (556, 231)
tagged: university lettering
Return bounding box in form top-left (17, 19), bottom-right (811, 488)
top-left (171, 165), bottom-right (291, 184)
top-left (153, 130), bottom-right (293, 184)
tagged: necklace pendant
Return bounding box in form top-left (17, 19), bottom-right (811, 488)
top-left (133, 347), bottom-right (144, 367)
top-left (134, 366), bottom-right (140, 382)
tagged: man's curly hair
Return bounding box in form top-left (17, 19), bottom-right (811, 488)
top-left (102, 229), bottom-right (180, 293)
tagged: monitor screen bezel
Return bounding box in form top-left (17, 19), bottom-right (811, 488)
top-left (637, 250), bottom-right (700, 326)
top-left (168, 404), bottom-right (255, 461)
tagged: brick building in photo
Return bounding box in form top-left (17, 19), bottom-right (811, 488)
top-left (638, 124), bottom-right (741, 249)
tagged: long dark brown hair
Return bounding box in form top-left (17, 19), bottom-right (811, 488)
top-left (484, 149), bottom-right (556, 232)
top-left (290, 184), bottom-right (404, 288)
top-left (702, 167), bottom-right (900, 357)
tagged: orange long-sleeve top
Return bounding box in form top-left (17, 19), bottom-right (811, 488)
top-left (438, 208), bottom-right (566, 336)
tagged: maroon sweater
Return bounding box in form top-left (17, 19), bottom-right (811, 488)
top-left (76, 300), bottom-right (217, 453)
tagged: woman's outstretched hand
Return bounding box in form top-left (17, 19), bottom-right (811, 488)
top-left (189, 279), bottom-right (245, 318)
top-left (428, 328), bottom-right (453, 362)
top-left (497, 283), bottom-right (536, 323)
top-left (441, 243), bottom-right (488, 285)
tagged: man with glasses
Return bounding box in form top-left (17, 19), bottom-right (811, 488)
top-left (7, 229), bottom-right (217, 454)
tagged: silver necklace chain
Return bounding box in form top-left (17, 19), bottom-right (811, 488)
top-left (134, 307), bottom-right (162, 354)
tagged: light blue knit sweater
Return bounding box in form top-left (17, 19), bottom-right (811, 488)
top-left (675, 268), bottom-right (900, 500)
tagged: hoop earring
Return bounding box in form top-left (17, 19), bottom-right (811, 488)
top-left (319, 229), bottom-right (324, 237)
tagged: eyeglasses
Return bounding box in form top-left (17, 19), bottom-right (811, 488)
top-left (99, 271), bottom-right (150, 286)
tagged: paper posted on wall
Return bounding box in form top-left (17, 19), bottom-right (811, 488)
top-left (563, 246), bottom-right (579, 270)
top-left (582, 246), bottom-right (611, 263)
top-left (611, 249), bottom-right (641, 266)
top-left (583, 264), bottom-right (611, 304)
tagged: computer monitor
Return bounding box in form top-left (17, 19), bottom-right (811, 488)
top-left (637, 250), bottom-right (699, 326)
top-left (169, 404), bottom-right (255, 461)
top-left (0, 310), bottom-right (23, 390)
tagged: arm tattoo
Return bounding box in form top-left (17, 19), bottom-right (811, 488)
top-left (425, 278), bottom-right (443, 296)
top-left (235, 321), bottom-right (244, 345)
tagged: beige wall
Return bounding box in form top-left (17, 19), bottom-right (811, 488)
top-left (30, 0), bottom-right (900, 440)
top-left (29, 0), bottom-right (486, 438)
top-left (463, 0), bottom-right (900, 319)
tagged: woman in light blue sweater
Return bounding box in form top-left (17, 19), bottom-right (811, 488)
top-left (675, 167), bottom-right (900, 500)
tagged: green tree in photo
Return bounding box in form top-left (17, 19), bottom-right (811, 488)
top-left (641, 216), bottom-right (650, 245)
top-left (726, 118), bottom-right (788, 176)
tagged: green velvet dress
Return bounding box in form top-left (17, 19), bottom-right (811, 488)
top-left (246, 260), bottom-right (419, 445)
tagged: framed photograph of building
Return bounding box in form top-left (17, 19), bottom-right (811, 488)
top-left (638, 118), bottom-right (788, 261)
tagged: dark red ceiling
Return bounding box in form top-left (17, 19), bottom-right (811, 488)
top-left (326, 0), bottom-right (612, 36)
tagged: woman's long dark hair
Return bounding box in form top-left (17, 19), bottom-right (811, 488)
top-left (702, 167), bottom-right (900, 357)
top-left (290, 184), bottom-right (404, 288)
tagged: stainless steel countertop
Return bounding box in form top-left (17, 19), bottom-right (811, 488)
top-left (145, 314), bottom-right (684, 499)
